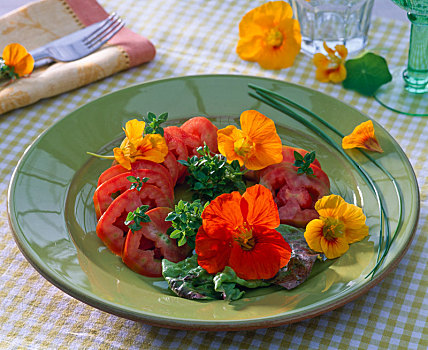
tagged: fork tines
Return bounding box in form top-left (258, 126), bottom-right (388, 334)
top-left (84, 13), bottom-right (125, 49)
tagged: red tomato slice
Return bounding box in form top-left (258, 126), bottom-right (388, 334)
top-left (165, 126), bottom-right (202, 156)
top-left (162, 151), bottom-right (179, 186)
top-left (93, 169), bottom-right (174, 219)
top-left (259, 162), bottom-right (330, 227)
top-left (97, 163), bottom-right (128, 187)
top-left (122, 207), bottom-right (192, 277)
top-left (278, 205), bottom-right (319, 228)
top-left (180, 116), bottom-right (219, 153)
top-left (96, 186), bottom-right (171, 256)
top-left (131, 159), bottom-right (173, 189)
top-left (163, 127), bottom-right (189, 182)
top-left (97, 159), bottom-right (172, 188)
top-left (246, 145), bottom-right (324, 183)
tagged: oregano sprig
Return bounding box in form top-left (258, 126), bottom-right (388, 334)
top-left (179, 143), bottom-right (246, 202)
top-left (127, 176), bottom-right (149, 191)
top-left (143, 112), bottom-right (168, 136)
top-left (165, 200), bottom-right (208, 249)
top-left (125, 205), bottom-right (151, 233)
top-left (293, 151), bottom-right (316, 176)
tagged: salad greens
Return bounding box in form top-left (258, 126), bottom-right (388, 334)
top-left (162, 224), bottom-right (322, 301)
top-left (162, 255), bottom-right (270, 301)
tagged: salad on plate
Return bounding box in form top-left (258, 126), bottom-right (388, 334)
top-left (89, 109), bottom-right (369, 301)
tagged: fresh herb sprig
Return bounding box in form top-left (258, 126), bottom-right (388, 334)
top-left (127, 176), bottom-right (149, 191)
top-left (144, 112), bottom-right (168, 136)
top-left (293, 151), bottom-right (316, 176)
top-left (165, 200), bottom-right (208, 249)
top-left (0, 59), bottom-right (19, 80)
top-left (179, 144), bottom-right (246, 202)
top-left (125, 205), bottom-right (151, 233)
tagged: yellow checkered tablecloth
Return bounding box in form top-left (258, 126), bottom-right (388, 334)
top-left (1, 0), bottom-right (427, 349)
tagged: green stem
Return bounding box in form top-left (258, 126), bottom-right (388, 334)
top-left (86, 151), bottom-right (115, 159)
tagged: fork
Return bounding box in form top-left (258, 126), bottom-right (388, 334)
top-left (30, 14), bottom-right (125, 68)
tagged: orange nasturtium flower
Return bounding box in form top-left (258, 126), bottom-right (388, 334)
top-left (113, 119), bottom-right (168, 169)
top-left (217, 110), bottom-right (283, 170)
top-left (342, 120), bottom-right (383, 153)
top-left (1, 43), bottom-right (34, 78)
top-left (304, 195), bottom-right (369, 259)
top-left (195, 184), bottom-right (291, 280)
top-left (236, 1), bottom-right (302, 70)
top-left (313, 42), bottom-right (348, 83)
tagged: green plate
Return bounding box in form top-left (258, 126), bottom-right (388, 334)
top-left (8, 75), bottom-right (419, 331)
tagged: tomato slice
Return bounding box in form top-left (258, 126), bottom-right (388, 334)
top-left (162, 151), bottom-right (179, 186)
top-left (122, 207), bottom-right (192, 277)
top-left (93, 168), bottom-right (174, 219)
top-left (131, 159), bottom-right (173, 189)
top-left (97, 163), bottom-right (128, 187)
top-left (164, 127), bottom-right (189, 182)
top-left (165, 126), bottom-right (202, 156)
top-left (97, 159), bottom-right (172, 188)
top-left (96, 187), bottom-right (172, 256)
top-left (259, 162), bottom-right (330, 227)
top-left (180, 116), bottom-right (219, 153)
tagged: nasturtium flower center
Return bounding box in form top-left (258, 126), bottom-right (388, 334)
top-left (233, 136), bottom-right (254, 157)
top-left (234, 225), bottom-right (255, 251)
top-left (266, 28), bottom-right (283, 48)
top-left (322, 217), bottom-right (345, 240)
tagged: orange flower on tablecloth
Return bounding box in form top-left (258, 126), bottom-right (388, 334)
top-left (113, 119), bottom-right (168, 169)
top-left (217, 110), bottom-right (283, 170)
top-left (195, 184), bottom-right (291, 280)
top-left (236, 1), bottom-right (302, 70)
top-left (342, 120), bottom-right (383, 153)
top-left (313, 42), bottom-right (348, 83)
top-left (304, 195), bottom-right (369, 259)
top-left (1, 43), bottom-right (34, 78)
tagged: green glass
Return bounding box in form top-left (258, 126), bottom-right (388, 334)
top-left (374, 0), bottom-right (428, 116)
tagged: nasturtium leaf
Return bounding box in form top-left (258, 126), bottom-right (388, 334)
top-left (342, 52), bottom-right (392, 96)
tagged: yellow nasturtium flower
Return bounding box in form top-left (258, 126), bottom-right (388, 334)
top-left (342, 120), bottom-right (383, 153)
top-left (217, 110), bottom-right (283, 170)
top-left (113, 119), bottom-right (168, 169)
top-left (236, 1), bottom-right (302, 70)
top-left (1, 43), bottom-right (34, 78)
top-left (304, 195), bottom-right (369, 259)
top-left (313, 42), bottom-right (348, 83)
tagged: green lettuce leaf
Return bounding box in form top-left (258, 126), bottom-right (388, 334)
top-left (162, 255), bottom-right (269, 301)
top-left (267, 224), bottom-right (324, 290)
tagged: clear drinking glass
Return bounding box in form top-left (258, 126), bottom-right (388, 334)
top-left (374, 0), bottom-right (428, 116)
top-left (289, 0), bottom-right (374, 55)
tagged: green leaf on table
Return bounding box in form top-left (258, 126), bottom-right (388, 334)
top-left (342, 52), bottom-right (392, 96)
